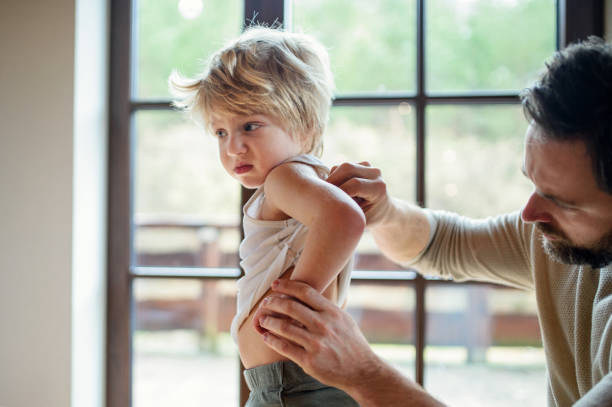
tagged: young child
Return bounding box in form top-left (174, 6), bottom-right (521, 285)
top-left (170, 27), bottom-right (364, 406)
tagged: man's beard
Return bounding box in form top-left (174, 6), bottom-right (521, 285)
top-left (537, 223), bottom-right (612, 269)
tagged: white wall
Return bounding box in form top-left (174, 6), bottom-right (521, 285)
top-left (0, 0), bottom-right (107, 406)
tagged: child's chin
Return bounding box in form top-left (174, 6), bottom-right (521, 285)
top-left (240, 181), bottom-right (263, 189)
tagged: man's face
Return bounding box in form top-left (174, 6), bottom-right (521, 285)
top-left (521, 124), bottom-right (612, 268)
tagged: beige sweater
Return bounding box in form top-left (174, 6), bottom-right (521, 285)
top-left (412, 211), bottom-right (612, 407)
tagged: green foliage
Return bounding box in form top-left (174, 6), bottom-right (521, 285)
top-left (426, 105), bottom-right (532, 218)
top-left (427, 0), bottom-right (556, 91)
top-left (293, 0), bottom-right (416, 93)
top-left (137, 0), bottom-right (242, 98)
top-left (134, 0), bottom-right (554, 226)
top-left (137, 0), bottom-right (555, 97)
top-left (324, 105), bottom-right (417, 203)
top-left (134, 110), bottom-right (240, 221)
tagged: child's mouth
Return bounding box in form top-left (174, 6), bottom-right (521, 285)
top-left (234, 164), bottom-right (253, 174)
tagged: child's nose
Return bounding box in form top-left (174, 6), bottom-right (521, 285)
top-left (227, 134), bottom-right (247, 155)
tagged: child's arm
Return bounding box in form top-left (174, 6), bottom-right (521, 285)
top-left (263, 162), bottom-right (366, 292)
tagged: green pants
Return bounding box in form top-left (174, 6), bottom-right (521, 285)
top-left (244, 360), bottom-right (360, 406)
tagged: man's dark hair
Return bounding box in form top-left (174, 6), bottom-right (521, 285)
top-left (521, 36), bottom-right (612, 194)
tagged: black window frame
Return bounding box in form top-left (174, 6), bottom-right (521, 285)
top-left (106, 0), bottom-right (604, 406)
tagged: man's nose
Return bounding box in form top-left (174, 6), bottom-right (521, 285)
top-left (521, 192), bottom-right (552, 224)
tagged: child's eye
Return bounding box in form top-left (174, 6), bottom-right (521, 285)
top-left (244, 123), bottom-right (261, 132)
top-left (215, 129), bottom-right (227, 138)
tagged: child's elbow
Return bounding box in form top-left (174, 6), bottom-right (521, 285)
top-left (350, 206), bottom-right (367, 237)
top-left (332, 202), bottom-right (366, 241)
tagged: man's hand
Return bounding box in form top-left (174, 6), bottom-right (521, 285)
top-left (326, 161), bottom-right (392, 228)
top-left (256, 279), bottom-right (446, 407)
top-left (327, 161), bottom-right (431, 264)
top-left (256, 279), bottom-right (381, 390)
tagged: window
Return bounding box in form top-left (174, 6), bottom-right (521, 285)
top-left (107, 1), bottom-right (603, 406)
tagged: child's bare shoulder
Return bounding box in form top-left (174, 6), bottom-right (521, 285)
top-left (262, 161), bottom-right (328, 210)
top-left (259, 161), bottom-right (325, 219)
top-left (265, 161), bottom-right (322, 189)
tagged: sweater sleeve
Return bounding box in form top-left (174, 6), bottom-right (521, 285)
top-left (573, 373), bottom-right (612, 406)
top-left (410, 210), bottom-right (535, 290)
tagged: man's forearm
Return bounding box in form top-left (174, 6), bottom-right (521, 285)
top-left (369, 198), bottom-right (431, 265)
top-left (344, 355), bottom-right (446, 407)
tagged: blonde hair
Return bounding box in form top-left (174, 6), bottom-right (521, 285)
top-left (169, 26), bottom-right (334, 156)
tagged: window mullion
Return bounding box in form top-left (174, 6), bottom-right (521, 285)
top-left (414, 0), bottom-right (427, 388)
top-left (557, 0), bottom-right (604, 48)
top-left (107, 0), bottom-right (134, 405)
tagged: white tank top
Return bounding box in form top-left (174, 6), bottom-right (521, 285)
top-left (230, 154), bottom-right (354, 342)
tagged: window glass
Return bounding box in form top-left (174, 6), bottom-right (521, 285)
top-left (133, 110), bottom-right (240, 268)
top-left (426, 105), bottom-right (532, 217)
top-left (292, 0), bottom-right (416, 94)
top-left (425, 284), bottom-right (545, 406)
top-left (324, 105), bottom-right (416, 270)
top-left (133, 278), bottom-right (239, 407)
top-left (135, 0), bottom-right (242, 99)
top-left (131, 280), bottom-right (415, 407)
top-left (348, 281), bottom-right (416, 380)
top-left (426, 0), bottom-right (555, 92)
top-left (124, 2), bottom-right (559, 405)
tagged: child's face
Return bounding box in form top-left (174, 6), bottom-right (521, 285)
top-left (211, 112), bottom-right (303, 188)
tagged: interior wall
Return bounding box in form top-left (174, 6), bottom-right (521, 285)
top-left (0, 2), bottom-right (75, 406)
top-left (0, 1), bottom-right (108, 406)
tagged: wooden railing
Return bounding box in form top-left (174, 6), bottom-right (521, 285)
top-left (133, 219), bottom-right (542, 358)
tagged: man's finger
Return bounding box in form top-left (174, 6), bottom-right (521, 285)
top-left (262, 332), bottom-right (307, 363)
top-left (252, 292), bottom-right (295, 333)
top-left (252, 306), bottom-right (291, 334)
top-left (259, 292), bottom-right (320, 331)
top-left (260, 315), bottom-right (315, 350)
top-left (326, 162), bottom-right (379, 187)
top-left (336, 177), bottom-right (385, 203)
top-left (329, 162), bottom-right (369, 177)
top-left (270, 279), bottom-right (333, 312)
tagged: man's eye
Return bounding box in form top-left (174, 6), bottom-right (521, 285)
top-left (552, 199), bottom-right (575, 211)
top-left (557, 202), bottom-right (575, 211)
top-left (215, 129), bottom-right (227, 138)
top-left (244, 123), bottom-right (261, 131)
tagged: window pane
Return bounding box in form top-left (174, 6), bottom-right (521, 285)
top-left (132, 280), bottom-right (415, 405)
top-left (426, 105), bottom-right (532, 218)
top-left (133, 278), bottom-right (239, 407)
top-left (133, 111), bottom-right (241, 267)
top-left (325, 105), bottom-right (416, 270)
top-left (348, 281), bottom-right (416, 381)
top-left (425, 284), bottom-right (545, 406)
top-left (135, 0), bottom-right (242, 99)
top-left (292, 0), bottom-right (416, 94)
top-left (426, 0), bottom-right (555, 92)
